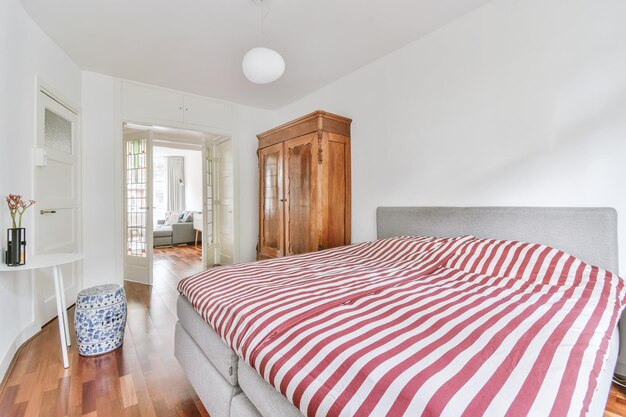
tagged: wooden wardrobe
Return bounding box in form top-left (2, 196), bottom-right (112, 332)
top-left (257, 111), bottom-right (352, 260)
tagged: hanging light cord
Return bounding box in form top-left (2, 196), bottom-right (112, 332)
top-left (258, 0), bottom-right (271, 42)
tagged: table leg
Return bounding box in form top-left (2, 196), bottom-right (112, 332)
top-left (53, 265), bottom-right (70, 368)
top-left (57, 266), bottom-right (71, 347)
top-left (195, 230), bottom-right (199, 246)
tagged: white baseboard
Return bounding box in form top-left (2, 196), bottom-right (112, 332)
top-left (123, 278), bottom-right (152, 286)
top-left (0, 321), bottom-right (40, 382)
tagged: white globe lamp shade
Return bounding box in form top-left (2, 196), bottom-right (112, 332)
top-left (242, 47), bottom-right (285, 84)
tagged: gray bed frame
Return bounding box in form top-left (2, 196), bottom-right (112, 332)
top-left (175, 206), bottom-right (622, 417)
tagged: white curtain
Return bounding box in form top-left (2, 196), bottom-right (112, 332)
top-left (167, 156), bottom-right (185, 212)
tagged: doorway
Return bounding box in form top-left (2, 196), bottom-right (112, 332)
top-left (122, 123), bottom-right (234, 286)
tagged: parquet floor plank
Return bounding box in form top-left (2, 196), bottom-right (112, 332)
top-left (607, 384), bottom-right (626, 416)
top-left (0, 246), bottom-right (206, 417)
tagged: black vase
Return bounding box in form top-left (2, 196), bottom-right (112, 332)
top-left (6, 228), bottom-right (26, 266)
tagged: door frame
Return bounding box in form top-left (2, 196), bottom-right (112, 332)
top-left (120, 120), bottom-right (237, 283)
top-left (34, 78), bottom-right (83, 327)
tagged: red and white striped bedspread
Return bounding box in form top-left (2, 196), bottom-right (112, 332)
top-left (178, 236), bottom-right (625, 417)
top-left (179, 236), bottom-right (469, 360)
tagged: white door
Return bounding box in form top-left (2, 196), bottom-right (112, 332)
top-left (123, 131), bottom-right (152, 284)
top-left (216, 139), bottom-right (234, 265)
top-left (34, 90), bottom-right (81, 326)
top-left (202, 141), bottom-right (216, 267)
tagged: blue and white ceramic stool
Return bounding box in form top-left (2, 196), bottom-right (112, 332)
top-left (74, 284), bottom-right (127, 356)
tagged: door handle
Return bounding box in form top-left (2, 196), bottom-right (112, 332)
top-left (40, 210), bottom-right (57, 215)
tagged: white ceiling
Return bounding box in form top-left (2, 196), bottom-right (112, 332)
top-left (20, 0), bottom-right (493, 109)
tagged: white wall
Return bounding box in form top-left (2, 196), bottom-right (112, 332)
top-left (153, 147), bottom-right (203, 212)
top-left (0, 0), bottom-right (82, 378)
top-left (81, 71), bottom-right (118, 289)
top-left (234, 106), bottom-right (276, 262)
top-left (184, 150), bottom-right (203, 212)
top-left (276, 0), bottom-right (626, 270)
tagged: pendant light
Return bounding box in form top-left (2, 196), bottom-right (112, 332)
top-left (242, 0), bottom-right (285, 84)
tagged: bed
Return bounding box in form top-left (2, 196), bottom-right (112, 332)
top-left (174, 207), bottom-right (624, 417)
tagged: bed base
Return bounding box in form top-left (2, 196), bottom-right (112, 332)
top-left (176, 297), bottom-right (302, 417)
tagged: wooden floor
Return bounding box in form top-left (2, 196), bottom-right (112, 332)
top-left (0, 245), bottom-right (206, 417)
top-left (2, 243), bottom-right (626, 416)
top-left (606, 381), bottom-right (626, 416)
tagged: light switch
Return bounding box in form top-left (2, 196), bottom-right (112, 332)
top-left (34, 148), bottom-right (47, 166)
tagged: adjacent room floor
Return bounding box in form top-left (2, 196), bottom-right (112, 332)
top-left (153, 245), bottom-right (203, 289)
top-left (1, 246), bottom-right (626, 417)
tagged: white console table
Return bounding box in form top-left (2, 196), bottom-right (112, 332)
top-left (0, 253), bottom-right (83, 368)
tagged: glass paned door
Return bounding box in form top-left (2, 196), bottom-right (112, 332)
top-left (216, 139), bottom-right (234, 265)
top-left (206, 145), bottom-right (214, 246)
top-left (126, 139), bottom-right (148, 256)
top-left (203, 141), bottom-right (215, 267)
top-left (124, 131), bottom-right (152, 283)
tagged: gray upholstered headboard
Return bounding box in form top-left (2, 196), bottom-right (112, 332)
top-left (376, 206), bottom-right (625, 376)
top-left (377, 207), bottom-right (618, 273)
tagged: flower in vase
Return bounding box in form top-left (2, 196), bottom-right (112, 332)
top-left (5, 194), bottom-right (36, 228)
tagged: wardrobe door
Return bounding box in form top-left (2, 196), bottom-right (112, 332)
top-left (258, 143), bottom-right (284, 258)
top-left (320, 132), bottom-right (351, 250)
top-left (284, 134), bottom-right (319, 256)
